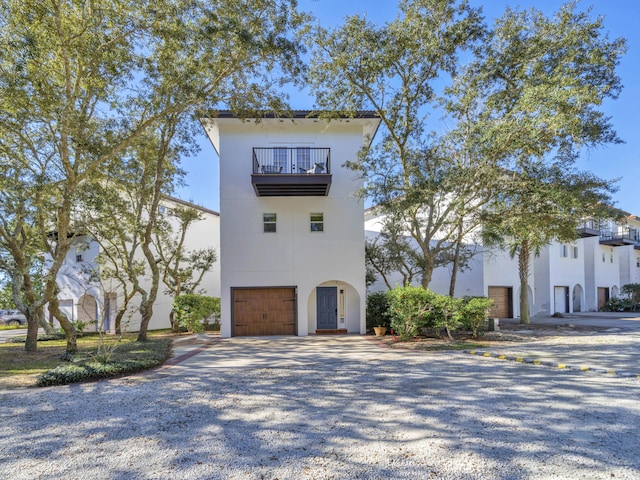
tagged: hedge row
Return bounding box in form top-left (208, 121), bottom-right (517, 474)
top-left (367, 286), bottom-right (494, 341)
top-left (36, 338), bottom-right (172, 387)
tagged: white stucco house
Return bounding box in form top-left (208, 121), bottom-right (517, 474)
top-left (365, 207), bottom-right (640, 319)
top-left (50, 196), bottom-right (221, 332)
top-left (201, 111), bottom-right (381, 337)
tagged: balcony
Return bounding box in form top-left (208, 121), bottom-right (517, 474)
top-left (251, 147), bottom-right (331, 197)
top-left (577, 220), bottom-right (601, 238)
top-left (599, 227), bottom-right (640, 246)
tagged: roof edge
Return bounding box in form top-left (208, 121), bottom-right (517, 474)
top-left (200, 109), bottom-right (380, 120)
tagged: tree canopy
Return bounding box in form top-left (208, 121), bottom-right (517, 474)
top-left (0, 0), bottom-right (308, 351)
top-left (309, 0), bottom-right (626, 311)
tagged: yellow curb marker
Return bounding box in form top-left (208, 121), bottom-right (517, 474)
top-left (533, 360), bottom-right (541, 365)
top-left (516, 357), bottom-right (523, 363)
top-left (498, 355), bottom-right (506, 360)
top-left (580, 366), bottom-right (590, 371)
top-left (469, 351), bottom-right (476, 355)
top-left (607, 370), bottom-right (617, 375)
top-left (557, 364), bottom-right (566, 369)
top-left (483, 352), bottom-right (491, 357)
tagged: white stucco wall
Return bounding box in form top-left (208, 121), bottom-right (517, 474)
top-left (619, 245), bottom-right (640, 288)
top-left (583, 237), bottom-right (620, 311)
top-left (534, 240), bottom-right (586, 315)
top-left (131, 199), bottom-right (221, 331)
top-left (48, 199), bottom-right (221, 333)
top-left (204, 116), bottom-right (380, 337)
top-left (483, 247), bottom-right (525, 318)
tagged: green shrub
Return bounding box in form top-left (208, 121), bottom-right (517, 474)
top-left (366, 291), bottom-right (391, 329)
top-left (621, 284), bottom-right (640, 310)
top-left (601, 297), bottom-right (632, 312)
top-left (430, 295), bottom-right (464, 339)
top-left (460, 296), bottom-right (493, 338)
top-left (173, 295), bottom-right (220, 333)
top-left (387, 286), bottom-right (436, 341)
top-left (36, 338), bottom-right (171, 387)
top-left (7, 333), bottom-right (66, 343)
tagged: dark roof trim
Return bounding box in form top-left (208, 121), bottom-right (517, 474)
top-left (203, 110), bottom-right (380, 120)
top-left (162, 195), bottom-right (220, 217)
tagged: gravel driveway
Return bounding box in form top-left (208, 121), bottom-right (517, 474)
top-left (1, 336), bottom-right (639, 479)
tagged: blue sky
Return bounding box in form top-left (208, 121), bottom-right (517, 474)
top-left (178, 0), bottom-right (639, 215)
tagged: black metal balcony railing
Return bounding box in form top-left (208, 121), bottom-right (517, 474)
top-left (251, 147), bottom-right (332, 197)
top-left (252, 147), bottom-right (331, 175)
top-left (599, 227), bottom-right (640, 246)
top-left (577, 219), bottom-right (602, 237)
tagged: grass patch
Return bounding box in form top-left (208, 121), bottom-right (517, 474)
top-left (0, 331), bottom-right (173, 388)
top-left (378, 336), bottom-right (486, 351)
top-left (413, 341), bottom-right (486, 351)
top-left (0, 325), bottom-right (27, 331)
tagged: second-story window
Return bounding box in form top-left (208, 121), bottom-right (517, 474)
top-left (310, 213), bottom-right (324, 232)
top-left (263, 213), bottom-right (277, 233)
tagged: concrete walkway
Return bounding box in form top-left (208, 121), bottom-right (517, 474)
top-left (162, 312), bottom-right (640, 379)
top-left (467, 313), bottom-right (640, 378)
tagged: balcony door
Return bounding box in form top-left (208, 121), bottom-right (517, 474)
top-left (270, 143), bottom-right (313, 174)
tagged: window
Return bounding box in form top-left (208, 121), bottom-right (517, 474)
top-left (76, 254), bottom-right (83, 263)
top-left (610, 252), bottom-right (614, 263)
top-left (263, 213), bottom-right (277, 233)
top-left (310, 213), bottom-right (324, 232)
top-left (560, 245), bottom-right (568, 257)
top-left (636, 257), bottom-right (640, 268)
top-left (602, 253), bottom-right (606, 263)
top-left (572, 246), bottom-right (579, 259)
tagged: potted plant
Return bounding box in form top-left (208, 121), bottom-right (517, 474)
top-left (366, 292), bottom-right (391, 336)
top-left (373, 325), bottom-right (387, 336)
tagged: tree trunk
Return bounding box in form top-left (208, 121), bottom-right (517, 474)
top-left (421, 255), bottom-right (434, 289)
top-left (24, 314), bottom-right (39, 352)
top-left (136, 301), bottom-right (153, 342)
top-left (518, 240), bottom-right (531, 324)
top-left (169, 309), bottom-right (179, 333)
top-left (449, 222), bottom-right (464, 297)
top-left (49, 296), bottom-right (78, 357)
top-left (38, 307), bottom-right (54, 335)
top-left (115, 309), bottom-right (126, 335)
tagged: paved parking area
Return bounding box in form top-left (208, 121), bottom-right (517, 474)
top-left (1, 322), bottom-right (639, 479)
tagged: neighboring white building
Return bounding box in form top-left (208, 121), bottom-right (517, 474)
top-left (51, 196), bottom-right (221, 332)
top-left (201, 111), bottom-right (381, 337)
top-left (365, 207), bottom-right (640, 318)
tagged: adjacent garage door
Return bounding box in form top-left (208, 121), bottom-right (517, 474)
top-left (232, 287), bottom-right (296, 336)
top-left (488, 286), bottom-right (513, 318)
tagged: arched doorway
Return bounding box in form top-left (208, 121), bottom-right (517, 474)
top-left (572, 284), bottom-right (584, 312)
top-left (77, 294), bottom-right (98, 328)
top-left (308, 281), bottom-right (361, 334)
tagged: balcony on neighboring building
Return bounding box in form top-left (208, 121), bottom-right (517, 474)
top-left (599, 226), bottom-right (640, 246)
top-left (577, 220), bottom-right (601, 238)
top-left (251, 147), bottom-right (331, 196)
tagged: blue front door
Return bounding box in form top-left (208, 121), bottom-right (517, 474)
top-left (316, 287), bottom-right (337, 329)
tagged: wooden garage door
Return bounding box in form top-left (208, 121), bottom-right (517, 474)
top-left (488, 287), bottom-right (513, 318)
top-left (232, 288), bottom-right (296, 336)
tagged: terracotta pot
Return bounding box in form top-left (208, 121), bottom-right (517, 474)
top-left (373, 326), bottom-right (387, 336)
